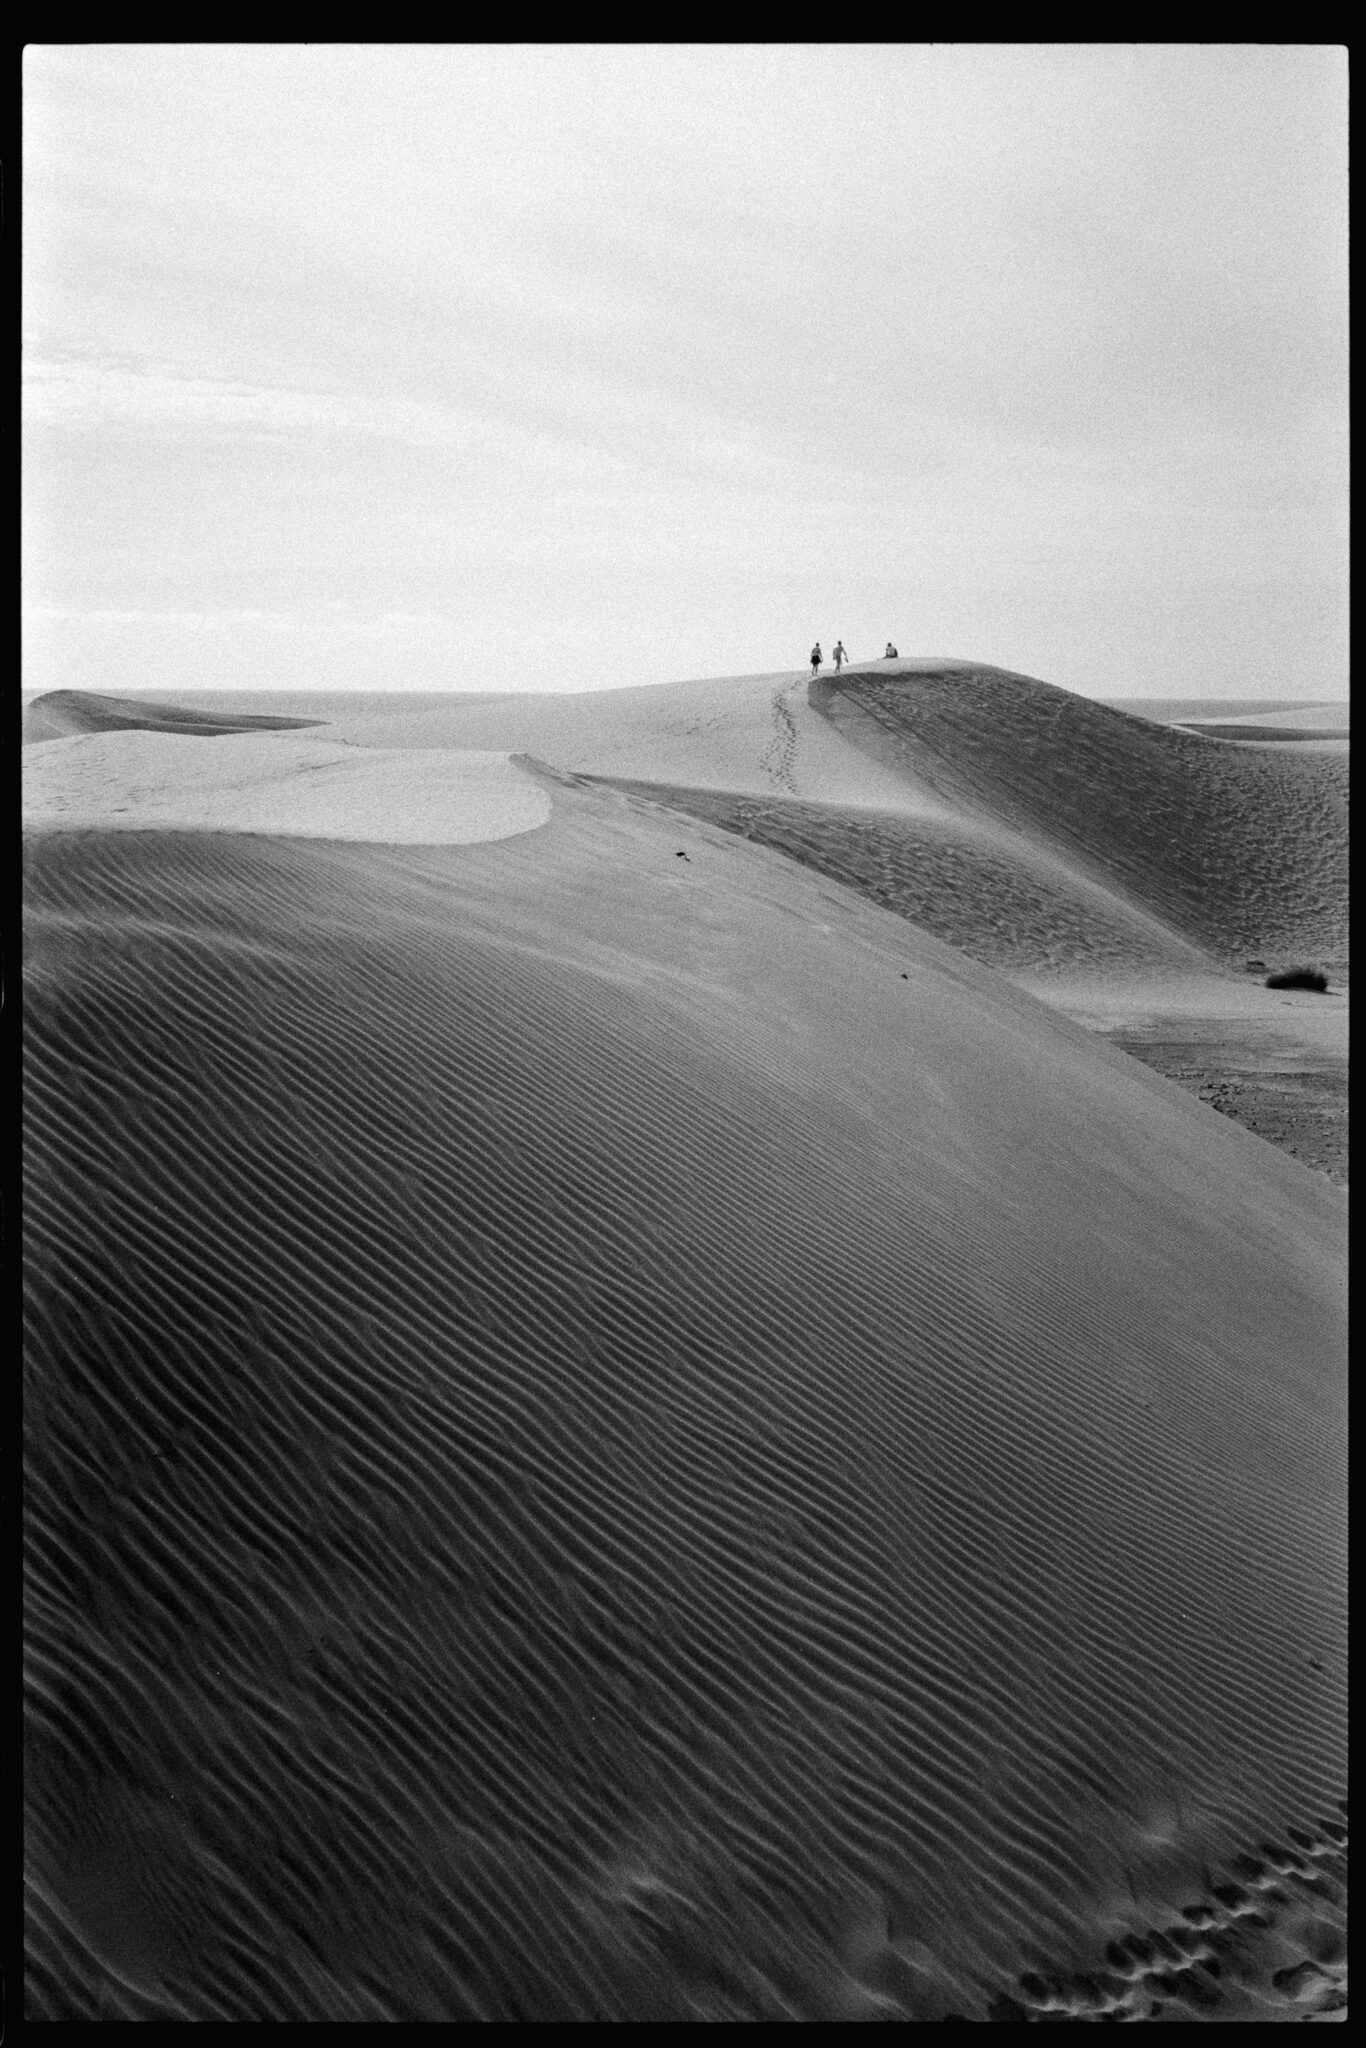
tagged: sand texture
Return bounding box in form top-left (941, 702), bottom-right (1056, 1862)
top-left (591, 780), bottom-right (1212, 978)
top-left (1023, 974), bottom-right (1350, 1194)
top-left (23, 669), bottom-right (1348, 2019)
top-left (22, 731), bottom-right (551, 844)
top-left (812, 669), bottom-right (1348, 970)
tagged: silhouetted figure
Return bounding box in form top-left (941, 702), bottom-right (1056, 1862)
top-left (810, 643), bottom-right (822, 675)
top-left (885, 642), bottom-right (898, 658)
top-left (832, 640), bottom-right (848, 671)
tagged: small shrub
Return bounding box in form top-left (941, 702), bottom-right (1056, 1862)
top-left (1265, 966), bottom-right (1329, 992)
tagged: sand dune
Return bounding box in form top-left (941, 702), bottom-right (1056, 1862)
top-left (22, 731), bottom-right (551, 844)
top-left (27, 668), bottom-right (953, 810)
top-left (813, 667), bottom-right (1348, 971)
top-left (24, 665), bottom-right (1348, 2018)
top-left (1173, 722), bottom-right (1347, 745)
top-left (589, 778), bottom-right (1209, 978)
top-left (24, 662), bottom-right (1348, 971)
top-left (1104, 698), bottom-right (1349, 733)
top-left (22, 687), bottom-right (327, 743)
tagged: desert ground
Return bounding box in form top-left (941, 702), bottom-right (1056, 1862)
top-left (23, 661), bottom-right (1347, 2019)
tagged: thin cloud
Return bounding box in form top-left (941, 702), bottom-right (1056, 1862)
top-left (26, 604), bottom-right (454, 635)
top-left (23, 351), bottom-right (647, 493)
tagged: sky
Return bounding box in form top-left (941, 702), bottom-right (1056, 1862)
top-left (23, 44), bottom-right (1348, 700)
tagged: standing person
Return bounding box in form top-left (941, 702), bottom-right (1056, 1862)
top-left (832, 640), bottom-right (848, 671)
top-left (810, 643), bottom-right (822, 675)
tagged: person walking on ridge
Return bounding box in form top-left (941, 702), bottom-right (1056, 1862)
top-left (832, 640), bottom-right (848, 671)
top-left (810, 642), bottom-right (822, 675)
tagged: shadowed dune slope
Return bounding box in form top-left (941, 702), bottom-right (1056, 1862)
top-left (24, 786), bottom-right (1346, 2021)
top-left (22, 688), bottom-right (325, 744)
top-left (589, 777), bottom-right (1208, 977)
top-left (815, 667), bottom-right (1349, 968)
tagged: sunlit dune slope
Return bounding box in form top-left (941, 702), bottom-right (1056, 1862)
top-left (29, 668), bottom-right (946, 812)
top-left (815, 666), bottom-right (1348, 967)
top-left (22, 730), bottom-right (550, 844)
top-left (22, 687), bottom-right (326, 743)
top-left (25, 779), bottom-right (1346, 2021)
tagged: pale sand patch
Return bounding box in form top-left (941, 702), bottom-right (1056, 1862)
top-left (69, 671), bottom-right (960, 815)
top-left (21, 730), bottom-right (551, 844)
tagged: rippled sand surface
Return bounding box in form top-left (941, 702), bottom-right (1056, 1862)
top-left (24, 670), bottom-right (1347, 2019)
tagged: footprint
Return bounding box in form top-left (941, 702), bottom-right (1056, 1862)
top-left (1002, 1803), bottom-right (1349, 2024)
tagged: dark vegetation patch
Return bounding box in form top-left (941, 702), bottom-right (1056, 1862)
top-left (1265, 967), bottom-right (1329, 992)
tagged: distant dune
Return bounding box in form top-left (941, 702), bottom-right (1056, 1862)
top-left (22, 687), bottom-right (327, 744)
top-left (1173, 722), bottom-right (1347, 744)
top-left (1102, 698), bottom-right (1349, 732)
top-left (24, 664), bottom-right (1348, 2019)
